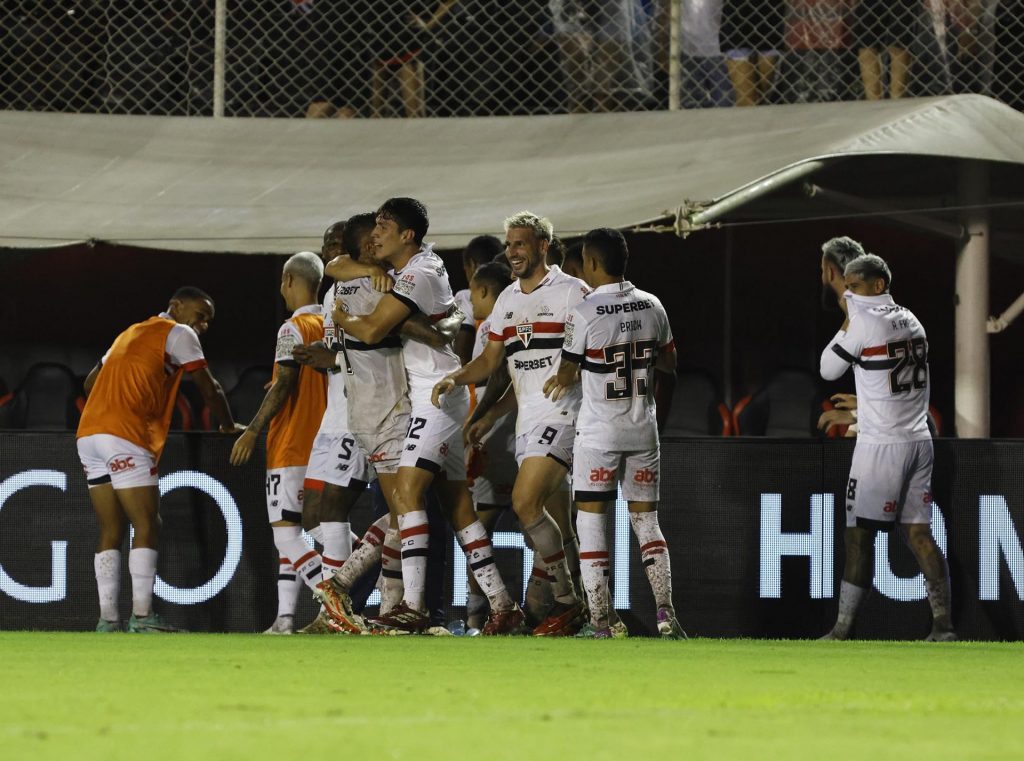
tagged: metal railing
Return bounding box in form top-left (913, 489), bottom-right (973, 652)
top-left (1, 1), bottom-right (1021, 118)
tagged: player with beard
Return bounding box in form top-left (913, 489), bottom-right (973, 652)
top-left (817, 237), bottom-right (865, 435)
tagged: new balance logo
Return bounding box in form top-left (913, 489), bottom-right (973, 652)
top-left (504, 312), bottom-right (514, 320)
top-left (589, 467), bottom-right (615, 483)
top-left (109, 457), bottom-right (136, 472)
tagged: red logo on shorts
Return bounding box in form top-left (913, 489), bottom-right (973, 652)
top-left (883, 501), bottom-right (898, 513)
top-left (634, 469), bottom-right (657, 484)
top-left (439, 442), bottom-right (449, 457)
top-left (589, 467), bottom-right (615, 483)
top-left (923, 491), bottom-right (933, 504)
top-left (369, 452), bottom-right (387, 463)
top-left (109, 457), bottom-right (136, 472)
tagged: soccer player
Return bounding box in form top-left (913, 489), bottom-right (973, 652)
top-left (454, 235), bottom-right (504, 365)
top-left (229, 252), bottom-right (329, 635)
top-left (433, 210), bottom-right (591, 636)
top-left (561, 241), bottom-right (584, 281)
top-left (78, 287), bottom-right (243, 632)
top-left (819, 254), bottom-right (955, 641)
top-left (296, 213), bottom-right (462, 633)
top-left (326, 198), bottom-right (522, 634)
top-left (543, 228), bottom-right (685, 639)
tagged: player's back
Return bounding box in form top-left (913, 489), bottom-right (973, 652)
top-left (267, 309), bottom-right (327, 469)
top-left (568, 282), bottom-right (673, 451)
top-left (847, 294), bottom-right (930, 443)
top-left (78, 315), bottom-right (193, 460)
top-left (335, 277), bottom-right (409, 436)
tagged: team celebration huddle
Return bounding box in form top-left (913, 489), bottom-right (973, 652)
top-left (74, 199), bottom-right (954, 641)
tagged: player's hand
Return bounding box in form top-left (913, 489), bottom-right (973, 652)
top-left (432, 377), bottom-right (456, 408)
top-left (830, 393), bottom-right (857, 411)
top-left (229, 430), bottom-right (258, 466)
top-left (543, 374), bottom-right (571, 402)
top-left (368, 266), bottom-right (393, 293)
top-left (219, 423), bottom-right (247, 435)
top-left (293, 343), bottom-right (339, 370)
top-left (466, 414), bottom-right (495, 447)
top-left (817, 409), bottom-right (855, 435)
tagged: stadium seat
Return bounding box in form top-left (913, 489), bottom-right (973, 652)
top-left (732, 369), bottom-right (821, 437)
top-left (2, 362), bottom-right (83, 430)
top-left (202, 365), bottom-right (273, 430)
top-left (662, 368), bottom-right (732, 436)
top-left (171, 394), bottom-right (195, 431)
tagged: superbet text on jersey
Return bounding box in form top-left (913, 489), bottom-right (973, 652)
top-left (562, 281), bottom-right (674, 451)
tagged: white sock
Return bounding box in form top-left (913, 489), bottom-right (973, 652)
top-left (834, 581), bottom-right (867, 638)
top-left (525, 554), bottom-right (553, 622)
top-left (380, 527), bottom-right (404, 615)
top-left (307, 525), bottom-right (324, 544)
top-left (466, 592), bottom-right (488, 629)
top-left (320, 521), bottom-right (352, 580)
top-left (94, 549), bottom-right (121, 622)
top-left (272, 525), bottom-right (323, 591)
top-left (336, 515), bottom-right (388, 590)
top-left (277, 558), bottom-right (301, 618)
top-left (524, 510), bottom-right (575, 604)
top-left (457, 521), bottom-right (511, 610)
top-left (629, 511), bottom-right (674, 611)
top-left (398, 510), bottom-right (429, 611)
top-left (576, 510), bottom-right (611, 627)
top-left (128, 548), bottom-right (157, 618)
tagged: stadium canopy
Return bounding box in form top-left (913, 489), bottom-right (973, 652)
top-left (2, 94), bottom-right (1024, 255)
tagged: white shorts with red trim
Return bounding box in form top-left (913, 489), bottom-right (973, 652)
top-left (846, 440), bottom-right (933, 528)
top-left (305, 431), bottom-right (373, 490)
top-left (266, 466), bottom-right (306, 523)
top-left (77, 434), bottom-right (158, 489)
top-left (399, 392), bottom-right (469, 481)
top-left (572, 446), bottom-right (660, 503)
top-left (353, 404), bottom-right (409, 477)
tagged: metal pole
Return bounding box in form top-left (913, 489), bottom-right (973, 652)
top-left (213, 0), bottom-right (227, 118)
top-left (668, 0), bottom-right (680, 111)
top-left (954, 161), bottom-right (990, 438)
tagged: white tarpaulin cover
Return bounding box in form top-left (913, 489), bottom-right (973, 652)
top-left (2, 95), bottom-right (1024, 253)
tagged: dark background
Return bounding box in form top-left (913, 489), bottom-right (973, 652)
top-left (2, 433), bottom-right (1021, 639)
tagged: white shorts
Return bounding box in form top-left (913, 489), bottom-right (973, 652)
top-left (572, 445), bottom-right (660, 503)
top-left (266, 466), bottom-right (306, 523)
top-left (354, 405), bottom-right (409, 476)
top-left (845, 440), bottom-right (934, 528)
top-left (306, 431), bottom-right (373, 489)
top-left (77, 434), bottom-right (158, 490)
top-left (515, 423), bottom-right (574, 470)
top-left (468, 418), bottom-right (517, 507)
top-left (399, 391), bottom-right (469, 480)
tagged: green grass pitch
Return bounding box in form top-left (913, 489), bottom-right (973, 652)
top-left (1, 633), bottom-right (1021, 761)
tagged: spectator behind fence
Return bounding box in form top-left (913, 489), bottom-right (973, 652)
top-left (852, 0), bottom-right (917, 99)
top-left (784, 0), bottom-right (854, 103)
top-left (370, 1), bottom-right (458, 117)
top-left (721, 0), bottom-right (784, 105)
top-left (680, 0), bottom-right (733, 108)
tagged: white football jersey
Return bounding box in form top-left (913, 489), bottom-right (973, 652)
top-left (473, 315), bottom-right (516, 443)
top-left (487, 265), bottom-right (591, 436)
top-left (562, 281), bottom-right (673, 450)
top-left (454, 288), bottom-right (476, 333)
top-left (335, 276), bottom-right (409, 438)
top-left (820, 292), bottom-right (931, 444)
top-left (318, 285), bottom-right (350, 436)
top-left (388, 244), bottom-right (462, 405)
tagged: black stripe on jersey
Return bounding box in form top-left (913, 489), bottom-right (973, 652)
top-left (574, 489), bottom-right (617, 503)
top-left (830, 344), bottom-right (858, 365)
top-left (860, 358), bottom-right (901, 370)
top-left (345, 336), bottom-right (402, 350)
top-left (505, 338), bottom-right (565, 357)
top-left (389, 291), bottom-right (420, 315)
top-left (580, 359), bottom-right (616, 374)
top-left (561, 349), bottom-right (584, 364)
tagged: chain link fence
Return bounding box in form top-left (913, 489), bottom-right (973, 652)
top-left (2, 1), bottom-right (1023, 118)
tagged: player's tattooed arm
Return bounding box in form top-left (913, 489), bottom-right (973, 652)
top-left (402, 312), bottom-right (460, 348)
top-left (325, 255), bottom-right (393, 293)
top-left (652, 342), bottom-right (678, 433)
top-left (229, 364), bottom-right (298, 466)
top-left (542, 357), bottom-right (581, 402)
top-left (191, 366), bottom-right (245, 434)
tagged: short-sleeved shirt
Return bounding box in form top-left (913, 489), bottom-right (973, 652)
top-left (487, 265), bottom-right (591, 436)
top-left (266, 305), bottom-right (327, 469)
top-left (77, 313), bottom-right (207, 461)
top-left (562, 282), bottom-right (673, 451)
top-left (335, 276), bottom-right (409, 437)
top-left (388, 244), bottom-right (462, 405)
top-left (820, 292), bottom-right (931, 444)
top-left (454, 288), bottom-right (476, 334)
top-left (319, 284), bottom-right (351, 436)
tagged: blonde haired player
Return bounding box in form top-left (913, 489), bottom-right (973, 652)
top-left (78, 287), bottom-right (243, 632)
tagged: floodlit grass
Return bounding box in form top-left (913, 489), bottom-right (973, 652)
top-left (0, 633), bottom-right (1021, 761)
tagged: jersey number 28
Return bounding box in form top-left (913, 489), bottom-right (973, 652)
top-left (886, 337), bottom-right (927, 394)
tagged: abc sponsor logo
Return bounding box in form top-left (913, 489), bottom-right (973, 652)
top-left (108, 456), bottom-right (136, 473)
top-left (589, 467), bottom-right (615, 483)
top-left (633, 468), bottom-right (657, 484)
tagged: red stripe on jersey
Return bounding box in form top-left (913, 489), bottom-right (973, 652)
top-left (500, 322), bottom-right (565, 339)
top-left (585, 349), bottom-right (604, 359)
top-left (382, 545), bottom-right (401, 559)
top-left (293, 550), bottom-right (319, 567)
top-left (181, 359), bottom-right (208, 373)
top-left (660, 339), bottom-right (675, 352)
top-left (462, 538), bottom-right (491, 552)
top-left (400, 523), bottom-right (430, 539)
top-left (579, 551), bottom-right (610, 560)
top-left (861, 345), bottom-right (887, 357)
top-left (640, 540), bottom-right (668, 552)
top-left (488, 331), bottom-right (504, 342)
